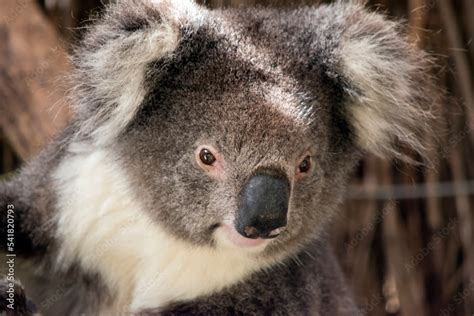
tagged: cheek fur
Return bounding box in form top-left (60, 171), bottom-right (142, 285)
top-left (53, 147), bottom-right (274, 312)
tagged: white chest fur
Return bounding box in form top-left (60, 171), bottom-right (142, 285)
top-left (53, 148), bottom-right (268, 312)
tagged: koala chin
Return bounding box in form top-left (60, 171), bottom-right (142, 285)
top-left (0, 0), bottom-right (440, 315)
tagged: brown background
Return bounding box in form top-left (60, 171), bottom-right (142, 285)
top-left (0, 0), bottom-right (473, 315)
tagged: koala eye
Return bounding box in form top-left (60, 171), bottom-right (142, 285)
top-left (195, 146), bottom-right (224, 178)
top-left (298, 156), bottom-right (311, 174)
top-left (199, 148), bottom-right (216, 165)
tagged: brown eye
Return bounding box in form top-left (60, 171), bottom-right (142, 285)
top-left (298, 156), bottom-right (311, 173)
top-left (199, 148), bottom-right (216, 165)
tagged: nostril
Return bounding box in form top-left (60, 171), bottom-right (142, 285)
top-left (243, 226), bottom-right (260, 239)
top-left (242, 224), bottom-right (286, 239)
top-left (266, 226), bottom-right (286, 238)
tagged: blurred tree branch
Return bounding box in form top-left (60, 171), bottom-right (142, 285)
top-left (0, 0), bottom-right (71, 160)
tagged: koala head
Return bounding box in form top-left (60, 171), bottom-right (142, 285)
top-left (69, 0), bottom-right (440, 259)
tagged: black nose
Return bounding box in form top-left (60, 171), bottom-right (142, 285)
top-left (236, 170), bottom-right (290, 239)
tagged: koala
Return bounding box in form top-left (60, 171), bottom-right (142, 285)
top-left (0, 0), bottom-right (440, 315)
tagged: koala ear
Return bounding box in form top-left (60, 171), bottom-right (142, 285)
top-left (70, 0), bottom-right (202, 144)
top-left (322, 2), bottom-right (441, 162)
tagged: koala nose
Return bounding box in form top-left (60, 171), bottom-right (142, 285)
top-left (236, 170), bottom-right (290, 239)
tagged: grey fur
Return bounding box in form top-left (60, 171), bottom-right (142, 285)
top-left (0, 0), bottom-right (440, 315)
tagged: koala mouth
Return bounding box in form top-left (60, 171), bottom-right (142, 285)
top-left (217, 222), bottom-right (285, 249)
top-left (220, 223), bottom-right (270, 248)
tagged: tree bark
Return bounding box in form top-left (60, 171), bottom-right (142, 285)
top-left (0, 0), bottom-right (71, 160)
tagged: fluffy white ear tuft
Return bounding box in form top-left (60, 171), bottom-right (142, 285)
top-left (334, 3), bottom-right (442, 162)
top-left (69, 0), bottom-right (201, 145)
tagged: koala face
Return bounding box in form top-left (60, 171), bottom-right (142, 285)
top-left (110, 20), bottom-right (357, 259)
top-left (70, 0), bottom-right (439, 260)
top-left (119, 96), bottom-right (325, 258)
